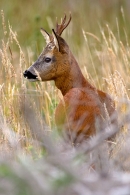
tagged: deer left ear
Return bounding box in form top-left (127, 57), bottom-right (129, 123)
top-left (40, 28), bottom-right (52, 44)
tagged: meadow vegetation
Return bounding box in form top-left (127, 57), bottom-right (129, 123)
top-left (0, 0), bottom-right (130, 194)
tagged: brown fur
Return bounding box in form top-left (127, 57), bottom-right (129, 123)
top-left (24, 15), bottom-right (117, 144)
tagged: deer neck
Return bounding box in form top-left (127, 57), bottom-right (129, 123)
top-left (55, 53), bottom-right (95, 96)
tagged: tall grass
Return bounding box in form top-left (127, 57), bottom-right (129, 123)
top-left (0, 1), bottom-right (130, 194)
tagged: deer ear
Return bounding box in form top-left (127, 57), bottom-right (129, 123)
top-left (52, 29), bottom-right (68, 54)
top-left (52, 29), bottom-right (60, 51)
top-left (40, 28), bottom-right (51, 44)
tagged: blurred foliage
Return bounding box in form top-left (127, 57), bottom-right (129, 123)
top-left (1, 0), bottom-right (130, 55)
top-left (0, 2), bottom-right (130, 195)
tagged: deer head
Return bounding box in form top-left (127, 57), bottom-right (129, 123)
top-left (23, 14), bottom-right (71, 82)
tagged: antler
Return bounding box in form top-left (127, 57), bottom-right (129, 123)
top-left (55, 13), bottom-right (71, 36)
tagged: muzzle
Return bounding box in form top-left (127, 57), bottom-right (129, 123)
top-left (23, 70), bottom-right (37, 80)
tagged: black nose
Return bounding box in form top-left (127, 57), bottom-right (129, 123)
top-left (23, 70), bottom-right (37, 79)
top-left (23, 70), bottom-right (28, 78)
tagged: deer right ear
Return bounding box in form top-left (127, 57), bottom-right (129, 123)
top-left (52, 29), bottom-right (60, 51)
top-left (52, 29), bottom-right (68, 54)
top-left (40, 28), bottom-right (51, 44)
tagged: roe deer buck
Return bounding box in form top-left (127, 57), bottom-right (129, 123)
top-left (23, 14), bottom-right (117, 144)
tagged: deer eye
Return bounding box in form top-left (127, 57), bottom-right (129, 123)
top-left (45, 57), bottom-right (51, 63)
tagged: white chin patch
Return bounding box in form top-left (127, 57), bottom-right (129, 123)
top-left (29, 79), bottom-right (38, 82)
top-left (27, 77), bottom-right (39, 82)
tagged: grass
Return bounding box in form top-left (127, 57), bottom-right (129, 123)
top-left (0, 0), bottom-right (130, 194)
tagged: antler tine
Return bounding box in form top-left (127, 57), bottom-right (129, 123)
top-left (55, 13), bottom-right (71, 36)
top-left (64, 13), bottom-right (71, 29)
top-left (61, 14), bottom-right (67, 25)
